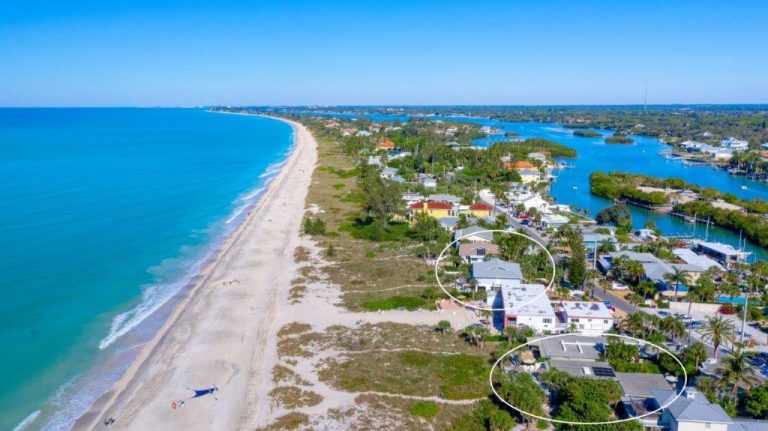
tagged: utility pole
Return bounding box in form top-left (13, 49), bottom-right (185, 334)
top-left (740, 291), bottom-right (748, 347)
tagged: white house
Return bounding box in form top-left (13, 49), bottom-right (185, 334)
top-left (557, 301), bottom-right (613, 336)
top-left (652, 388), bottom-right (732, 431)
top-left (540, 213), bottom-right (569, 229)
top-left (720, 137), bottom-right (749, 152)
top-left (500, 283), bottom-right (556, 332)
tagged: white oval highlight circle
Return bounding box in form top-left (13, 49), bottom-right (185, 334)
top-left (434, 228), bottom-right (556, 312)
top-left (489, 332), bottom-right (688, 426)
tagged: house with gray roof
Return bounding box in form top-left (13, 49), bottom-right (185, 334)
top-left (472, 258), bottom-right (522, 291)
top-left (454, 225), bottom-right (494, 243)
top-left (652, 388), bottom-right (732, 431)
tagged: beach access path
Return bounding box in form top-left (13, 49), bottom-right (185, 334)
top-left (74, 117), bottom-right (317, 431)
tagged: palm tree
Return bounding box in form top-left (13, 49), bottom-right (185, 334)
top-left (719, 350), bottom-right (759, 397)
top-left (623, 312), bottom-right (646, 336)
top-left (701, 316), bottom-right (736, 359)
top-left (660, 315), bottom-right (686, 343)
top-left (664, 267), bottom-right (688, 303)
top-left (625, 260), bottom-right (645, 285)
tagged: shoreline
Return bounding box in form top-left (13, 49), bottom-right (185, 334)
top-left (73, 115), bottom-right (316, 430)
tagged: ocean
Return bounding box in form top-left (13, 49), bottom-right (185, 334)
top-left (0, 108), bottom-right (294, 430)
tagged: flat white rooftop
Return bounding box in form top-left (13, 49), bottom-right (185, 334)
top-left (559, 301), bottom-right (613, 319)
top-left (501, 283), bottom-right (554, 316)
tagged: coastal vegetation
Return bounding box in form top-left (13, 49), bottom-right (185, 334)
top-left (573, 129), bottom-right (601, 138)
top-left (605, 133), bottom-right (634, 144)
top-left (590, 171), bottom-right (768, 246)
top-left (304, 105), bottom-right (768, 148)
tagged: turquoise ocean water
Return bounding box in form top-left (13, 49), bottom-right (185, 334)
top-left (0, 109), bottom-right (293, 430)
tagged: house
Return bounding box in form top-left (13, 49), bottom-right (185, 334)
top-left (582, 232), bottom-right (617, 250)
top-left (367, 156), bottom-right (383, 166)
top-left (517, 168), bottom-right (541, 184)
top-left (458, 243), bottom-right (500, 263)
top-left (498, 283), bottom-right (556, 332)
top-left (454, 225), bottom-right (494, 243)
top-left (427, 194), bottom-right (462, 205)
top-left (673, 248), bottom-right (723, 271)
top-left (355, 130), bottom-right (372, 137)
top-left (472, 258), bottom-right (523, 291)
top-left (419, 175), bottom-right (437, 189)
top-left (468, 202), bottom-right (493, 218)
top-left (598, 251), bottom-right (662, 273)
top-left (720, 137), bottom-right (749, 152)
top-left (380, 167), bottom-right (399, 180)
top-left (505, 160), bottom-right (536, 170)
top-left (634, 228), bottom-right (657, 241)
top-left (652, 388), bottom-right (732, 431)
top-left (376, 139), bottom-right (396, 150)
top-left (402, 192), bottom-right (424, 204)
top-left (540, 213), bottom-right (569, 229)
top-left (408, 201), bottom-right (453, 219)
top-left (556, 301), bottom-right (614, 335)
top-left (514, 194), bottom-right (550, 213)
top-left (438, 216), bottom-right (460, 231)
top-left (534, 335), bottom-right (606, 361)
top-left (694, 241), bottom-right (751, 269)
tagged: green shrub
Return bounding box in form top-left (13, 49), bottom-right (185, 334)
top-left (303, 217), bottom-right (326, 235)
top-left (409, 401), bottom-right (440, 419)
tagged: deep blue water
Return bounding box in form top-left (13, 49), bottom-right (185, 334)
top-left (299, 111), bottom-right (767, 260)
top-left (0, 109), bottom-right (293, 430)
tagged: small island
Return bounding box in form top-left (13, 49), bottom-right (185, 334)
top-left (573, 129), bottom-right (601, 138)
top-left (605, 133), bottom-right (634, 144)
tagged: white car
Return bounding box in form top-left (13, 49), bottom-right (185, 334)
top-left (611, 282), bottom-right (629, 291)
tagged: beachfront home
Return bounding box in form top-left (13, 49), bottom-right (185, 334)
top-left (499, 283), bottom-right (556, 332)
top-left (455, 225), bottom-right (494, 243)
top-left (556, 301), bottom-right (614, 335)
top-left (438, 216), bottom-right (460, 231)
top-left (356, 130), bottom-right (372, 137)
top-left (459, 243), bottom-right (499, 264)
top-left (472, 258), bottom-right (523, 291)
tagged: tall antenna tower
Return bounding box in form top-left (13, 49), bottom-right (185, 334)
top-left (643, 80), bottom-right (648, 112)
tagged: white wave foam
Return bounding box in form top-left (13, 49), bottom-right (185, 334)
top-left (12, 410), bottom-right (40, 431)
top-left (240, 185), bottom-right (267, 201)
top-left (225, 202), bottom-right (250, 225)
top-left (98, 265), bottom-right (200, 350)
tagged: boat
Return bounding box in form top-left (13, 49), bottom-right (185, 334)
top-left (741, 185), bottom-right (748, 190)
top-left (572, 185), bottom-right (578, 190)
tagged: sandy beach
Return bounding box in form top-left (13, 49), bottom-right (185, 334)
top-left (74, 117), bottom-right (317, 431)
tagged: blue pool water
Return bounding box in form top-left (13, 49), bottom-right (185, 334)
top-left (0, 109), bottom-right (293, 430)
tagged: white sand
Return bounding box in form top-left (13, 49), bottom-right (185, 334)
top-left (75, 117), bottom-right (317, 431)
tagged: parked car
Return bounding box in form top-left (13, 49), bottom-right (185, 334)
top-left (658, 311), bottom-right (671, 317)
top-left (611, 282), bottom-right (629, 291)
top-left (687, 320), bottom-right (704, 329)
top-left (602, 301), bottom-right (616, 312)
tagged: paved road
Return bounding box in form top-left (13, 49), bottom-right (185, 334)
top-left (479, 192), bottom-right (549, 246)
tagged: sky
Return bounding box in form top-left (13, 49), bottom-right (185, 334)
top-left (1, 0), bottom-right (767, 106)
